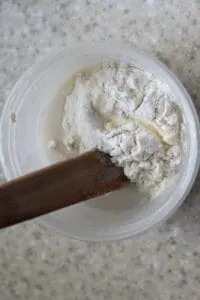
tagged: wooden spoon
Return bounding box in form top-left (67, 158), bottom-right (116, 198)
top-left (0, 149), bottom-right (127, 229)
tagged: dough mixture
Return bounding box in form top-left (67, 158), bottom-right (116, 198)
top-left (59, 63), bottom-right (183, 197)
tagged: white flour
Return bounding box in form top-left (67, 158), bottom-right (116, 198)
top-left (62, 63), bottom-right (183, 196)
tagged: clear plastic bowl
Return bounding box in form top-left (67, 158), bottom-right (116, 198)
top-left (1, 43), bottom-right (200, 242)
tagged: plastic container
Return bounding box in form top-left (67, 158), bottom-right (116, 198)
top-left (1, 43), bottom-right (200, 242)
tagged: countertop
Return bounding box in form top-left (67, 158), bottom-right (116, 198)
top-left (1, 0), bottom-right (200, 299)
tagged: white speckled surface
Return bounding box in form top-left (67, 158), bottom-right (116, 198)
top-left (1, 0), bottom-right (200, 299)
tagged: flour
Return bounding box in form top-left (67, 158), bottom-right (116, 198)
top-left (62, 63), bottom-right (183, 197)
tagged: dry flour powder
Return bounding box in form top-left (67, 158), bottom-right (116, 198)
top-left (62, 63), bottom-right (183, 197)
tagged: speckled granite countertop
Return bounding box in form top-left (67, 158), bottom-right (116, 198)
top-left (1, 0), bottom-right (200, 299)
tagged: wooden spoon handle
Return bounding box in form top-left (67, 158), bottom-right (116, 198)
top-left (0, 149), bottom-right (126, 229)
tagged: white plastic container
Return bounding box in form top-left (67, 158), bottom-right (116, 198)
top-left (1, 43), bottom-right (199, 241)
